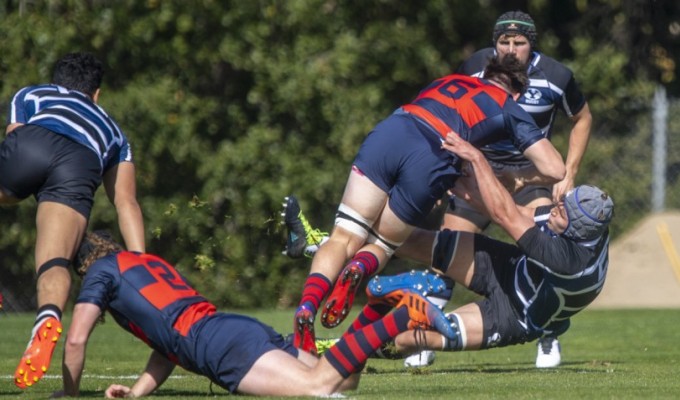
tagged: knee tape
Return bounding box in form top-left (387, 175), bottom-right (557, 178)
top-left (442, 312), bottom-right (466, 351)
top-left (431, 229), bottom-right (460, 274)
top-left (335, 204), bottom-right (375, 240)
top-left (366, 230), bottom-right (400, 258)
top-left (37, 257), bottom-right (71, 278)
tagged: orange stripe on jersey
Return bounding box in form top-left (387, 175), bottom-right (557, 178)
top-left (116, 252), bottom-right (202, 310)
top-left (406, 74), bottom-right (509, 134)
top-left (402, 104), bottom-right (454, 139)
top-left (117, 251), bottom-right (144, 273)
top-left (173, 301), bottom-right (216, 336)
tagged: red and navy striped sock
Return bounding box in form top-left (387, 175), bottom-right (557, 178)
top-left (299, 273), bottom-right (332, 313)
top-left (352, 251), bottom-right (379, 276)
top-left (324, 306), bottom-right (409, 378)
top-left (344, 302), bottom-right (393, 336)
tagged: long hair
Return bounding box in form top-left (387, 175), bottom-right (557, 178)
top-left (74, 231), bottom-right (124, 277)
top-left (483, 54), bottom-right (528, 95)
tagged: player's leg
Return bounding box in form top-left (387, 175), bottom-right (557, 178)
top-left (378, 230), bottom-right (480, 354)
top-left (395, 197), bottom-right (484, 367)
top-left (244, 291), bottom-right (452, 396)
top-left (321, 192), bottom-right (414, 328)
top-left (514, 186), bottom-right (563, 368)
top-left (293, 166), bottom-right (386, 353)
top-left (16, 201), bottom-right (86, 388)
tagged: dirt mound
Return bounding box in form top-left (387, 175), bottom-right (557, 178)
top-left (591, 211), bottom-right (680, 309)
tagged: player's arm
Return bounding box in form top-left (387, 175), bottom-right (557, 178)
top-left (105, 350), bottom-right (175, 398)
top-left (6, 87), bottom-right (31, 134)
top-left (61, 303), bottom-right (102, 397)
top-left (512, 138), bottom-right (565, 188)
top-left (103, 161), bottom-right (146, 253)
top-left (552, 102), bottom-right (592, 201)
top-left (443, 133), bottom-right (535, 241)
top-left (5, 122), bottom-right (23, 134)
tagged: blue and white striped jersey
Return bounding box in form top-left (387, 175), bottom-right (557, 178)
top-left (457, 48), bottom-right (587, 166)
top-left (7, 84), bottom-right (132, 171)
top-left (514, 207), bottom-right (610, 336)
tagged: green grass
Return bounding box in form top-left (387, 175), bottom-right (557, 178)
top-left (1, 308), bottom-right (679, 399)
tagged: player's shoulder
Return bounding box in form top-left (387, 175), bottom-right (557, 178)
top-left (87, 253), bottom-right (124, 276)
top-left (457, 48), bottom-right (495, 75)
top-left (12, 83), bottom-right (53, 97)
top-left (530, 52), bottom-right (575, 81)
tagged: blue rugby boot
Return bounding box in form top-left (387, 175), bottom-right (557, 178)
top-left (367, 270), bottom-right (449, 307)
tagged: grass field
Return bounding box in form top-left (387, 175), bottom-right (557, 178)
top-left (1, 308), bottom-right (679, 399)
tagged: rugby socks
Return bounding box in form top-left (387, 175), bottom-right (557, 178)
top-left (351, 251), bottom-right (379, 276)
top-left (298, 273), bottom-right (332, 314)
top-left (324, 306), bottom-right (409, 378)
top-left (344, 302), bottom-right (392, 336)
top-left (32, 304), bottom-right (62, 337)
top-left (35, 304), bottom-right (61, 324)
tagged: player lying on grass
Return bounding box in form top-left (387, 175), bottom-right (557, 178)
top-left (51, 231), bottom-right (458, 398)
top-left (362, 132), bottom-right (613, 357)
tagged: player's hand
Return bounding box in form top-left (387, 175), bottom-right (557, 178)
top-left (105, 384), bottom-right (133, 398)
top-left (552, 175), bottom-right (575, 203)
top-left (442, 132), bottom-right (481, 162)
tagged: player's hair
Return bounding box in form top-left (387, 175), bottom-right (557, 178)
top-left (74, 230), bottom-right (124, 277)
top-left (492, 10), bottom-right (537, 48)
top-left (52, 52), bottom-right (103, 97)
top-left (483, 54), bottom-right (528, 95)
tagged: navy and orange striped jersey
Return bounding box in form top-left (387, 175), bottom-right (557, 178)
top-left (402, 74), bottom-right (544, 153)
top-left (6, 84), bottom-right (131, 172)
top-left (76, 251), bottom-right (215, 362)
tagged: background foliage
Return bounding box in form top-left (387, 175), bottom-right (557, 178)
top-left (1, 0), bottom-right (679, 309)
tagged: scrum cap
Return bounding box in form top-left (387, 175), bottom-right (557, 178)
top-left (493, 10), bottom-right (537, 48)
top-left (562, 185), bottom-right (614, 242)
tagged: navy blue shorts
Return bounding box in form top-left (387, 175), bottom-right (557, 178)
top-left (183, 313), bottom-right (298, 393)
top-left (0, 125), bottom-right (101, 218)
top-left (353, 112), bottom-right (460, 226)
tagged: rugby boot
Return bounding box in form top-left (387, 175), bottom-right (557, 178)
top-left (367, 270), bottom-right (448, 306)
top-left (281, 196), bottom-right (328, 259)
top-left (15, 317), bottom-right (63, 389)
top-left (396, 290), bottom-right (458, 340)
top-left (536, 336), bottom-right (561, 368)
top-left (293, 305), bottom-right (318, 355)
top-left (321, 260), bottom-right (365, 328)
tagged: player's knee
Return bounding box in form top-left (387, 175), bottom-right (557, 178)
top-left (36, 257), bottom-right (71, 278)
top-left (365, 232), bottom-right (400, 259)
top-left (334, 204), bottom-right (374, 241)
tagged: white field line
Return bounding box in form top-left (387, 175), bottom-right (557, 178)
top-left (2, 374), bottom-right (189, 380)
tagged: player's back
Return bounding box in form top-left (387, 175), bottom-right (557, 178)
top-left (78, 252), bottom-right (212, 356)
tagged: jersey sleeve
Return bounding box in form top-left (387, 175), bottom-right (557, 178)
top-left (76, 259), bottom-right (118, 311)
top-left (6, 86), bottom-right (34, 125)
top-left (502, 100), bottom-right (546, 153)
top-left (455, 48), bottom-right (495, 76)
top-left (561, 75), bottom-right (587, 117)
top-left (103, 136), bottom-right (133, 172)
top-left (516, 225), bottom-right (590, 275)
